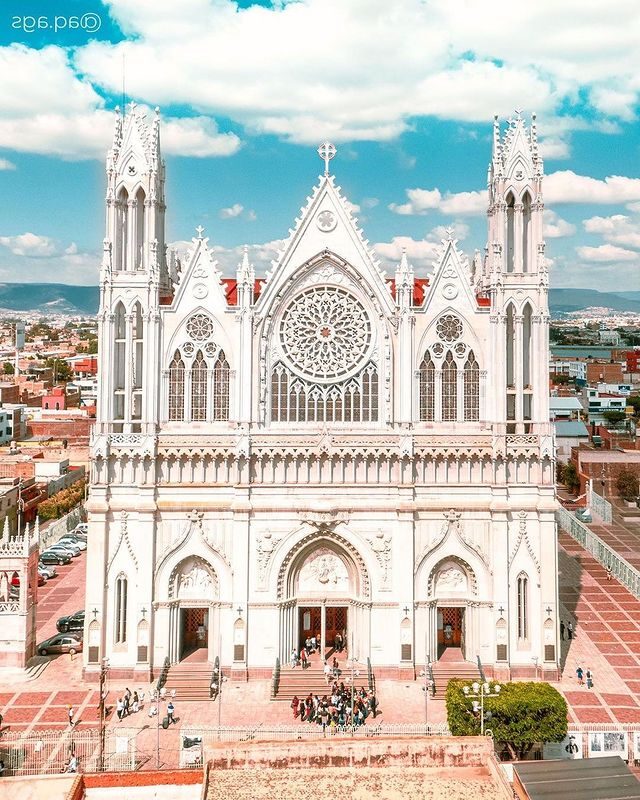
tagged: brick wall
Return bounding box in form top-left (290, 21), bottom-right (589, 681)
top-left (586, 362), bottom-right (623, 383)
top-left (28, 417), bottom-right (93, 443)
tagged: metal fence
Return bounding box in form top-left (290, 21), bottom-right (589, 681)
top-left (556, 506), bottom-right (640, 599)
top-left (39, 506), bottom-right (85, 550)
top-left (0, 727), bottom-right (137, 776)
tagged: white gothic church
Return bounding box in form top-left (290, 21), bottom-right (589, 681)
top-left (84, 107), bottom-right (559, 682)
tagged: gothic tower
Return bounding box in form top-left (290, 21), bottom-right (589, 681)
top-left (485, 112), bottom-right (550, 435)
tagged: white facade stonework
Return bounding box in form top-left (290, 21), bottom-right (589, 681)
top-left (84, 108), bottom-right (558, 681)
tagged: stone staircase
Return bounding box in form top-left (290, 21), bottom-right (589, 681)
top-left (165, 662), bottom-right (213, 702)
top-left (430, 650), bottom-right (481, 700)
top-left (273, 657), bottom-right (337, 701)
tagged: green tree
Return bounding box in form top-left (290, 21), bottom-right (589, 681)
top-left (446, 679), bottom-right (567, 761)
top-left (627, 396), bottom-right (640, 418)
top-left (555, 461), bottom-right (565, 484)
top-left (602, 410), bottom-right (626, 427)
top-left (2, 362), bottom-right (14, 375)
top-left (44, 357), bottom-right (74, 382)
top-left (616, 469), bottom-right (639, 502)
top-left (563, 462), bottom-right (580, 493)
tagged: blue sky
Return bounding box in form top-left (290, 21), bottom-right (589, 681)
top-left (1, 0), bottom-right (640, 290)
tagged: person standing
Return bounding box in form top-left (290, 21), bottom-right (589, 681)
top-left (300, 647), bottom-right (308, 670)
top-left (567, 621), bottom-right (574, 640)
top-left (560, 620), bottom-right (565, 641)
top-left (586, 668), bottom-right (594, 689)
top-left (132, 692), bottom-right (139, 714)
top-left (116, 698), bottom-right (124, 721)
top-left (576, 665), bottom-right (584, 685)
top-left (67, 706), bottom-right (75, 728)
top-left (167, 700), bottom-right (176, 724)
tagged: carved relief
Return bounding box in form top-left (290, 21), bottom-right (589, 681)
top-left (256, 531), bottom-right (282, 585)
top-left (508, 511), bottom-right (541, 576)
top-left (366, 530), bottom-right (392, 586)
top-left (298, 548), bottom-right (350, 593)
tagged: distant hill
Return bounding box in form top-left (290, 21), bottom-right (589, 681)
top-left (0, 283), bottom-right (99, 315)
top-left (0, 283), bottom-right (638, 317)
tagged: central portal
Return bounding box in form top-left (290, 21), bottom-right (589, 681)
top-left (181, 607), bottom-right (209, 659)
top-left (437, 606), bottom-right (464, 658)
top-left (298, 605), bottom-right (348, 656)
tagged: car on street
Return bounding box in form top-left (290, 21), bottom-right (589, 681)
top-left (38, 563), bottom-right (57, 579)
top-left (47, 542), bottom-right (81, 557)
top-left (58, 536), bottom-right (87, 551)
top-left (39, 550), bottom-right (71, 566)
top-left (37, 633), bottom-right (83, 656)
top-left (74, 523), bottom-right (88, 535)
top-left (56, 610), bottom-right (85, 633)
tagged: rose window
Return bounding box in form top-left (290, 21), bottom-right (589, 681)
top-left (279, 286), bottom-right (372, 381)
top-left (436, 314), bottom-right (463, 343)
top-left (186, 313), bottom-right (214, 342)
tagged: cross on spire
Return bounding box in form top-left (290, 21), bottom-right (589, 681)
top-left (195, 225), bottom-right (205, 239)
top-left (318, 142), bottom-right (336, 176)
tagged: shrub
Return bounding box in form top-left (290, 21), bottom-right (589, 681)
top-left (616, 469), bottom-right (639, 502)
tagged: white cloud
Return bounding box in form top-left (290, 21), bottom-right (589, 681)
top-left (245, 209), bottom-right (257, 222)
top-left (374, 223), bottom-right (469, 271)
top-left (575, 244), bottom-right (639, 262)
top-left (390, 187), bottom-right (485, 217)
top-left (0, 232), bottom-right (58, 258)
top-left (362, 197), bottom-right (379, 209)
top-left (219, 203), bottom-right (244, 219)
top-left (426, 222), bottom-right (470, 242)
top-left (582, 213), bottom-right (640, 249)
top-left (544, 210), bottom-right (576, 238)
top-left (545, 171), bottom-right (640, 204)
top-left (344, 201), bottom-right (361, 215)
top-left (0, 158), bottom-right (16, 170)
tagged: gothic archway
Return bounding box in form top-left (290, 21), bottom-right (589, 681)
top-left (166, 555), bottom-right (219, 663)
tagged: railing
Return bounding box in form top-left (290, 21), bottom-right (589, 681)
top-left (183, 722), bottom-right (450, 744)
top-left (557, 506), bottom-right (640, 599)
top-left (477, 655), bottom-right (486, 684)
top-left (156, 656), bottom-right (170, 693)
top-left (589, 486), bottom-right (613, 524)
top-left (271, 657), bottom-right (281, 699)
top-left (367, 657), bottom-right (375, 693)
top-left (210, 655), bottom-right (220, 699)
top-left (427, 656), bottom-right (436, 697)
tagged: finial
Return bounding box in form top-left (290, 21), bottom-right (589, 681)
top-left (445, 226), bottom-right (455, 240)
top-left (195, 225), bottom-right (205, 239)
top-left (155, 106), bottom-right (160, 115)
top-left (514, 108), bottom-right (523, 119)
top-left (115, 105), bottom-right (121, 115)
top-left (317, 142), bottom-right (337, 176)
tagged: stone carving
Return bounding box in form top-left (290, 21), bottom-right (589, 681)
top-left (186, 313), bottom-right (214, 342)
top-left (435, 565), bottom-right (468, 593)
top-left (107, 510), bottom-right (139, 575)
top-left (436, 314), bottom-right (463, 342)
top-left (298, 548), bottom-right (350, 593)
top-left (256, 532), bottom-right (282, 582)
top-left (367, 530), bottom-right (392, 585)
top-left (509, 511), bottom-right (541, 575)
top-left (178, 563), bottom-right (214, 598)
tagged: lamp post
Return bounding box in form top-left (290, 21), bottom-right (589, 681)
top-left (98, 657), bottom-right (109, 772)
top-left (418, 655), bottom-right (434, 727)
top-left (348, 631), bottom-right (360, 736)
top-left (463, 680), bottom-right (501, 736)
top-left (155, 688), bottom-right (174, 769)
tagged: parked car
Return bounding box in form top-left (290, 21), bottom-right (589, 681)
top-left (47, 543), bottom-right (81, 557)
top-left (38, 563), bottom-right (57, 579)
top-left (39, 551), bottom-right (71, 566)
top-left (58, 536), bottom-right (87, 551)
top-left (74, 523), bottom-right (88, 535)
top-left (56, 610), bottom-right (85, 633)
top-left (37, 633), bottom-right (83, 656)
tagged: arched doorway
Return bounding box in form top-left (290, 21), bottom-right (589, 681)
top-left (168, 556), bottom-right (219, 663)
top-left (277, 533), bottom-right (371, 662)
top-left (426, 557), bottom-right (477, 661)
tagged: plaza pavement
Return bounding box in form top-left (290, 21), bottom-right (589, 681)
top-left (2, 526), bottom-right (640, 763)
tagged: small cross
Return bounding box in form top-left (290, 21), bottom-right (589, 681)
top-left (237, 606), bottom-right (243, 617)
top-left (92, 608), bottom-right (99, 620)
top-left (317, 142), bottom-right (336, 175)
top-left (403, 606), bottom-right (410, 616)
top-left (141, 607), bottom-right (147, 618)
top-left (498, 606), bottom-right (505, 615)
top-left (195, 225), bottom-right (205, 239)
top-left (546, 606), bottom-right (553, 616)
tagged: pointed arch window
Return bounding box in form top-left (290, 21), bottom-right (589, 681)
top-left (441, 351), bottom-right (457, 422)
top-left (191, 350), bottom-right (207, 421)
top-left (517, 573), bottom-right (529, 641)
top-left (522, 192), bottom-right (531, 273)
top-left (134, 187), bottom-right (146, 270)
top-left (114, 574), bottom-right (128, 644)
top-left (115, 188), bottom-right (128, 271)
top-left (506, 192), bottom-right (515, 273)
top-left (168, 350), bottom-right (185, 421)
top-left (463, 351), bottom-right (479, 421)
top-left (419, 355), bottom-right (435, 421)
top-left (212, 350), bottom-right (230, 421)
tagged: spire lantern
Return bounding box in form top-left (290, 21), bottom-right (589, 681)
top-left (317, 142), bottom-right (337, 176)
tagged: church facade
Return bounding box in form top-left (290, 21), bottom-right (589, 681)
top-left (84, 108), bottom-right (558, 682)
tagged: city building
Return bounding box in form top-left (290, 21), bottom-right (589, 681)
top-left (85, 108), bottom-right (558, 683)
top-left (553, 420), bottom-right (589, 461)
top-left (583, 387), bottom-right (627, 425)
top-left (549, 396), bottom-right (583, 421)
top-left (548, 360), bottom-right (586, 383)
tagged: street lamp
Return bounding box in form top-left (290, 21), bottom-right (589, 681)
top-left (418, 661), bottom-right (434, 727)
top-left (98, 657), bottom-right (109, 772)
top-left (155, 688), bottom-right (175, 768)
top-left (463, 681), bottom-right (501, 736)
top-left (347, 632), bottom-right (360, 736)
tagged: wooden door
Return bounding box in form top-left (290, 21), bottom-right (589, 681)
top-left (325, 607), bottom-right (348, 652)
top-left (438, 607), bottom-right (463, 647)
top-left (182, 608), bottom-right (206, 652)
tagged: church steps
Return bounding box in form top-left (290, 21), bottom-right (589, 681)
top-left (164, 663), bottom-right (213, 702)
top-left (273, 667), bottom-right (335, 701)
top-left (430, 661), bottom-right (481, 700)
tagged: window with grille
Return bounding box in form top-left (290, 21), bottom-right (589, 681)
top-left (463, 352), bottom-right (479, 421)
top-left (419, 356), bottom-right (435, 421)
top-left (191, 350), bottom-right (207, 421)
top-left (212, 350), bottom-right (230, 421)
top-left (168, 350), bottom-right (185, 421)
top-left (441, 351), bottom-right (457, 421)
top-left (114, 575), bottom-right (128, 644)
top-left (517, 573), bottom-right (528, 640)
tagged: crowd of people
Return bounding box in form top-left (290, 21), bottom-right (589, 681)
top-left (291, 682), bottom-right (378, 731)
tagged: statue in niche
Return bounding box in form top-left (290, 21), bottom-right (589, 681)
top-left (178, 560), bottom-right (214, 598)
top-left (436, 565), bottom-right (467, 593)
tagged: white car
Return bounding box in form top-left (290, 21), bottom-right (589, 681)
top-left (59, 537), bottom-right (87, 551)
top-left (74, 523), bottom-right (88, 535)
top-left (47, 543), bottom-right (81, 558)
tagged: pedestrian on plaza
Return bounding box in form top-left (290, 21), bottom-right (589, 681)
top-left (567, 621), bottom-right (574, 640)
top-left (606, 567), bottom-right (612, 582)
top-left (333, 633), bottom-right (341, 653)
top-left (560, 620), bottom-right (565, 641)
top-left (122, 694), bottom-right (130, 717)
top-left (300, 647), bottom-right (308, 670)
top-left (65, 754), bottom-right (78, 773)
top-left (116, 698), bottom-right (124, 721)
top-left (132, 692), bottom-right (139, 714)
top-left (290, 648), bottom-right (298, 669)
top-left (138, 689), bottom-right (145, 709)
top-left (291, 695), bottom-right (300, 719)
top-left (167, 700), bottom-right (176, 725)
top-left (332, 656), bottom-right (340, 678)
top-left (586, 668), bottom-right (594, 689)
top-left (67, 706), bottom-right (75, 728)
top-left (576, 665), bottom-right (584, 685)
top-left (320, 706), bottom-right (329, 735)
